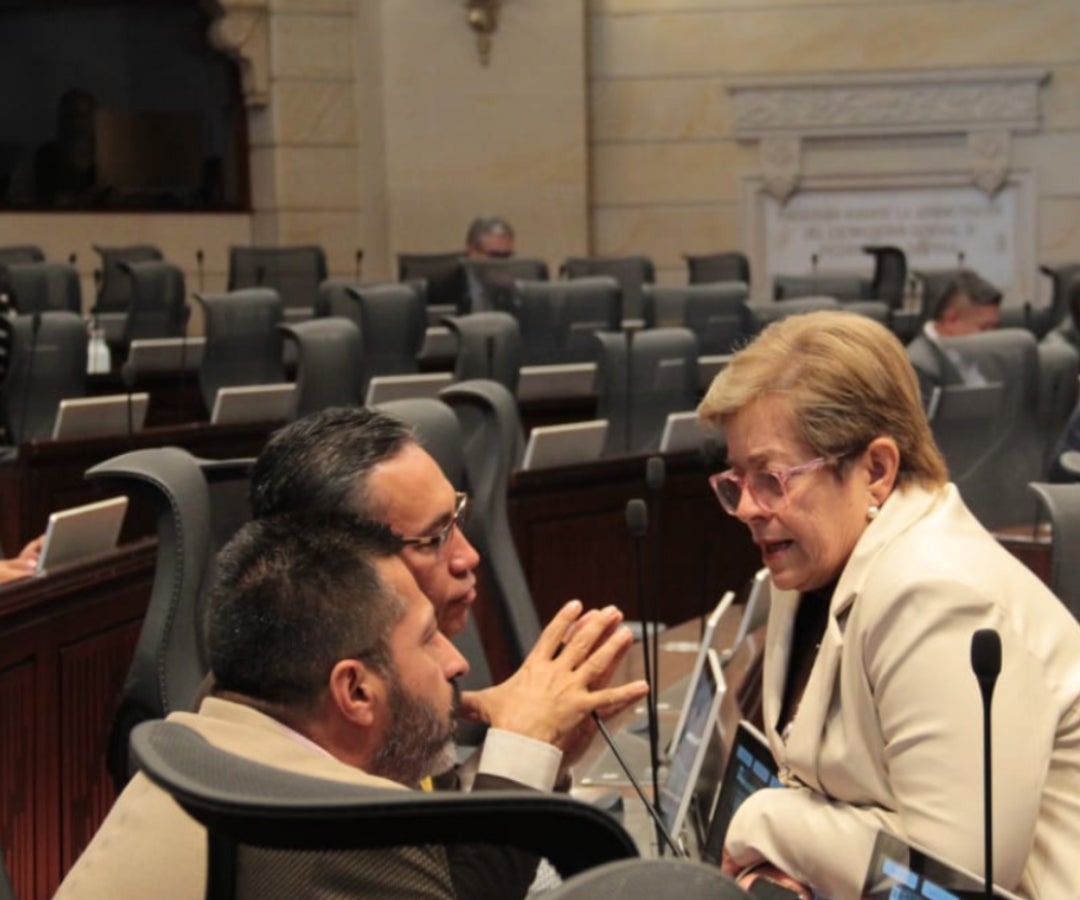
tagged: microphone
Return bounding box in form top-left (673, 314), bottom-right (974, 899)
top-left (645, 456), bottom-right (666, 738)
top-left (625, 497), bottom-right (664, 852)
top-left (811, 252), bottom-right (819, 275)
top-left (255, 264), bottom-right (266, 287)
top-left (121, 361), bottom-right (136, 438)
top-left (591, 712), bottom-right (684, 858)
top-left (195, 248), bottom-right (205, 293)
top-left (971, 628), bottom-right (1002, 900)
top-left (17, 312), bottom-right (42, 444)
top-left (355, 248), bottom-right (364, 282)
top-left (699, 437), bottom-right (725, 637)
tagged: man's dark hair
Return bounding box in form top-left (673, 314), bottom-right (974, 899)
top-left (465, 215), bottom-right (514, 250)
top-left (931, 269), bottom-right (1003, 320)
top-left (251, 406), bottom-right (414, 519)
top-left (207, 513), bottom-right (405, 708)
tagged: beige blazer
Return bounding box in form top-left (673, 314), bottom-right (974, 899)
top-left (725, 484), bottom-right (1080, 900)
top-left (56, 697), bottom-right (454, 900)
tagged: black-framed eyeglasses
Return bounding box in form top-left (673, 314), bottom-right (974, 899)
top-left (709, 457), bottom-right (832, 516)
top-left (396, 492), bottom-right (470, 556)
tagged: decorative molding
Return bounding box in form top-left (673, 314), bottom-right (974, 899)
top-left (727, 67), bottom-right (1049, 200)
top-left (209, 0), bottom-right (270, 108)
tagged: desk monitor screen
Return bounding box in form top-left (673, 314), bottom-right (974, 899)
top-left (667, 590), bottom-right (734, 758)
top-left (720, 568), bottom-right (770, 665)
top-left (658, 648), bottom-right (725, 848)
top-left (516, 363), bottom-right (597, 402)
top-left (701, 720), bottom-right (780, 865)
top-left (52, 393), bottom-right (150, 440)
top-left (364, 373), bottom-right (454, 406)
top-left (861, 829), bottom-right (1022, 900)
top-left (36, 495), bottom-right (129, 575)
top-left (521, 420), bottom-right (609, 471)
top-left (210, 383), bottom-right (296, 425)
top-left (659, 411), bottom-right (705, 454)
top-left (126, 337), bottom-right (206, 373)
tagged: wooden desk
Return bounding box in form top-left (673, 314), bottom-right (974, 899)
top-left (507, 451), bottom-right (760, 630)
top-left (0, 540), bottom-right (156, 900)
top-left (0, 420), bottom-right (277, 553)
top-left (88, 369), bottom-right (207, 428)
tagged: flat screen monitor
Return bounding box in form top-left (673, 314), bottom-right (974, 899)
top-left (210, 383), bottom-right (296, 425)
top-left (127, 337), bottom-right (205, 373)
top-left (516, 362), bottom-right (597, 401)
top-left (520, 420), bottom-right (609, 471)
top-left (363, 373), bottom-right (454, 406)
top-left (52, 393), bottom-right (150, 440)
top-left (36, 495), bottom-right (129, 575)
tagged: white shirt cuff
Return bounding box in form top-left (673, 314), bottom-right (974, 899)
top-left (476, 728), bottom-right (563, 792)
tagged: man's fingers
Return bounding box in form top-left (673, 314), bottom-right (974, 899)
top-left (531, 599), bottom-right (584, 660)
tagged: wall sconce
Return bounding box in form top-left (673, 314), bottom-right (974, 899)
top-left (466, 0), bottom-right (501, 66)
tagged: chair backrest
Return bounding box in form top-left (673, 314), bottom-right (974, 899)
top-left (462, 256), bottom-right (549, 314)
top-left (313, 277), bottom-right (363, 325)
top-left (92, 244), bottom-right (164, 314)
top-left (119, 259), bottom-right (189, 344)
top-left (1039, 262), bottom-right (1080, 329)
top-left (397, 252), bottom-right (467, 312)
top-left (129, 718), bottom-right (638, 900)
top-left (346, 283), bottom-right (426, 391)
top-left (514, 276), bottom-right (622, 365)
top-left (84, 448), bottom-right (254, 790)
top-left (643, 282), bottom-right (749, 355)
top-left (741, 296), bottom-right (840, 336)
top-left (0, 261), bottom-right (81, 314)
top-left (193, 288), bottom-right (285, 414)
top-left (442, 312), bottom-right (522, 394)
top-left (1036, 339), bottom-right (1080, 474)
top-left (773, 273), bottom-right (870, 302)
top-left (546, 858), bottom-right (751, 899)
top-left (279, 318), bottom-right (363, 417)
top-left (439, 380), bottom-right (538, 670)
top-left (1, 311), bottom-right (87, 444)
top-left (1028, 482), bottom-right (1080, 622)
top-left (595, 327), bottom-right (700, 456)
top-left (937, 328), bottom-right (1043, 527)
top-left (841, 299), bottom-right (892, 328)
top-left (0, 244), bottom-right (45, 267)
top-left (863, 244), bottom-right (908, 309)
top-left (227, 245), bottom-right (328, 318)
top-left (683, 251), bottom-right (750, 287)
top-left (560, 255), bottom-right (654, 322)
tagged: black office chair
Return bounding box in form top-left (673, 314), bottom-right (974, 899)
top-left (0, 244), bottom-right (45, 267)
top-left (595, 327), bottom-right (700, 456)
top-left (439, 380), bottom-right (539, 669)
top-left (442, 312), bottom-right (522, 394)
top-left (312, 277), bottom-right (363, 324)
top-left (193, 288), bottom-right (286, 416)
top-left (546, 857), bottom-right (751, 899)
top-left (1036, 339), bottom-right (1080, 474)
top-left (684, 251), bottom-right (750, 287)
top-left (118, 259), bottom-right (190, 345)
top-left (130, 718), bottom-right (638, 900)
top-left (462, 257), bottom-right (549, 314)
top-left (279, 318), bottom-right (363, 417)
top-left (560, 255), bottom-right (654, 323)
top-left (227, 245), bottom-right (327, 323)
top-left (643, 283), bottom-right (749, 355)
top-left (1028, 482), bottom-right (1080, 623)
top-left (0, 261), bottom-right (81, 315)
top-left (1039, 262), bottom-right (1080, 330)
top-left (345, 283), bottom-right (427, 393)
top-left (91, 244), bottom-right (164, 343)
top-left (397, 251), bottom-right (467, 314)
top-left (0, 311), bottom-right (87, 445)
top-left (514, 276), bottom-right (622, 365)
top-left (85, 447), bottom-right (255, 791)
top-left (863, 244), bottom-right (908, 309)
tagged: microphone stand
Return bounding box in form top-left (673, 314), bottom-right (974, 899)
top-left (645, 455), bottom-right (666, 736)
top-left (971, 628), bottom-right (1002, 900)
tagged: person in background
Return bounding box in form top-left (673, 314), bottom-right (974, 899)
top-left (57, 514), bottom-right (642, 899)
top-left (699, 310), bottom-right (1080, 899)
top-left (0, 535), bottom-right (44, 584)
top-left (465, 216), bottom-right (515, 260)
top-left (905, 269), bottom-right (1002, 409)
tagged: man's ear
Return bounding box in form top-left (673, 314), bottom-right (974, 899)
top-left (865, 436), bottom-right (900, 503)
top-left (328, 658), bottom-right (381, 728)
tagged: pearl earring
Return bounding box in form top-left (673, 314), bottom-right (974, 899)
top-left (867, 504), bottom-right (881, 521)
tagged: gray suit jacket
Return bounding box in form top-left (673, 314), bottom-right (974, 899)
top-left (725, 484), bottom-right (1080, 899)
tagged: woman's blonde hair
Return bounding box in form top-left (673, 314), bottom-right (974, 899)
top-left (698, 310), bottom-right (947, 488)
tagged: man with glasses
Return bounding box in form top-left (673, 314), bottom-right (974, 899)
top-left (250, 406), bottom-right (647, 789)
top-left (465, 215), bottom-right (515, 260)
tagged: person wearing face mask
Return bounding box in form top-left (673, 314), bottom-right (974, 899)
top-left (699, 310), bottom-right (1080, 899)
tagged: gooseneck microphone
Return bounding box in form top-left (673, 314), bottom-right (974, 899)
top-left (591, 712), bottom-right (684, 858)
top-left (195, 248), bottom-right (205, 293)
top-left (645, 456), bottom-right (666, 737)
top-left (971, 628), bottom-right (1002, 900)
top-left (121, 361), bottom-right (136, 438)
top-left (355, 248), bottom-right (364, 282)
top-left (626, 497), bottom-right (664, 852)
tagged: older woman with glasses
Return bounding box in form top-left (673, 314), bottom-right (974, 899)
top-left (700, 311), bottom-right (1080, 899)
